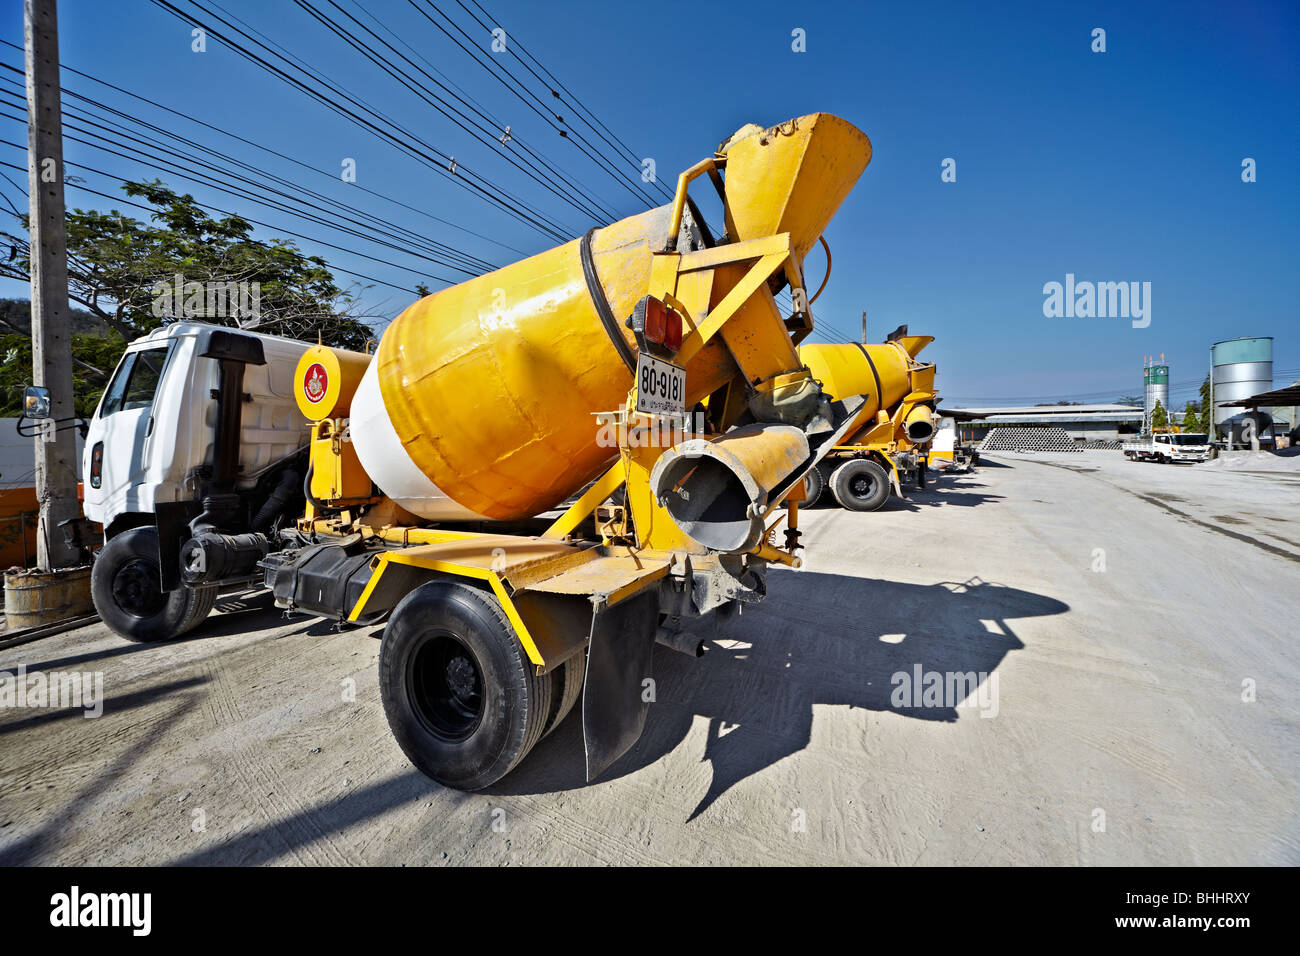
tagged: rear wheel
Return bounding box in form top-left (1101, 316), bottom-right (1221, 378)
top-left (541, 650), bottom-right (586, 740)
top-left (91, 527), bottom-right (216, 642)
top-left (830, 458), bottom-right (891, 512)
top-left (379, 580), bottom-right (551, 790)
top-left (801, 462), bottom-right (826, 507)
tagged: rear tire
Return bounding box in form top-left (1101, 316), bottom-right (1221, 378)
top-left (379, 580), bottom-right (551, 790)
top-left (91, 527), bottom-right (216, 643)
top-left (541, 649), bottom-right (586, 741)
top-left (801, 462), bottom-right (826, 507)
top-left (830, 458), bottom-right (891, 512)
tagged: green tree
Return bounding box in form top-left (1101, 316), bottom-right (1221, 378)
top-left (0, 332), bottom-right (125, 417)
top-left (1151, 400), bottom-right (1168, 428)
top-left (1, 179), bottom-right (377, 352)
top-left (1182, 401), bottom-right (1200, 432)
top-left (1198, 372), bottom-right (1213, 433)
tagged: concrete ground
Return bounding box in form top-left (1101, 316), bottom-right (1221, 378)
top-left (1, 449), bottom-right (1297, 865)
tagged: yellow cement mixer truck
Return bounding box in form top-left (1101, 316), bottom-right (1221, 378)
top-left (795, 330), bottom-right (939, 510)
top-left (69, 113), bottom-right (875, 789)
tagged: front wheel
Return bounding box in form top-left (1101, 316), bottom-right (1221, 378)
top-left (91, 527), bottom-right (216, 642)
top-left (379, 580), bottom-right (553, 790)
top-left (830, 458), bottom-right (891, 512)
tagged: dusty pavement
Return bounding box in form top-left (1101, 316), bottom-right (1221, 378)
top-left (1, 450), bottom-right (1297, 865)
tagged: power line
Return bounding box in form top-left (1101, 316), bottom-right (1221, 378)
top-left (0, 79), bottom-right (491, 278)
top-left (460, 0), bottom-right (675, 203)
top-left (296, 0), bottom-right (622, 225)
top-left (408, 0), bottom-right (656, 210)
top-left (0, 37), bottom-right (525, 260)
top-left (0, 90), bottom-right (473, 285)
top-left (146, 0), bottom-right (572, 243)
top-left (0, 152), bottom-right (424, 296)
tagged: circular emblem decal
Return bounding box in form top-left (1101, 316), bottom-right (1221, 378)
top-left (303, 362), bottom-right (329, 404)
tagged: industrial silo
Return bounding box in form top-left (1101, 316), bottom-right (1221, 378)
top-left (1143, 362), bottom-right (1169, 431)
top-left (1211, 337), bottom-right (1273, 442)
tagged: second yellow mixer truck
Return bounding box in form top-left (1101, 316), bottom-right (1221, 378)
top-left (796, 329), bottom-right (939, 510)
top-left (72, 113), bottom-right (876, 789)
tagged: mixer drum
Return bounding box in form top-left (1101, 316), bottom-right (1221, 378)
top-left (349, 205), bottom-right (720, 521)
top-left (350, 113), bottom-right (873, 522)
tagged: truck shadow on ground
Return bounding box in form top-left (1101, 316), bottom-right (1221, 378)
top-left (491, 570), bottom-right (1068, 820)
top-left (8, 589), bottom-right (290, 674)
top-left (805, 471), bottom-right (1004, 512)
top-left (887, 482), bottom-right (1004, 511)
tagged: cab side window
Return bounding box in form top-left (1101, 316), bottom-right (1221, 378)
top-left (100, 346), bottom-right (169, 417)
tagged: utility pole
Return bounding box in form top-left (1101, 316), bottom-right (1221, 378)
top-left (861, 308), bottom-right (866, 344)
top-left (26, 0), bottom-right (80, 570)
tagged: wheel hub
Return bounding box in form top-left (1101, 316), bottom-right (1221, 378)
top-left (446, 655), bottom-right (477, 702)
top-left (411, 635), bottom-right (484, 742)
top-left (111, 559), bottom-right (167, 618)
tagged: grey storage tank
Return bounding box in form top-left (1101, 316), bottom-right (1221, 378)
top-left (1143, 362), bottom-right (1169, 431)
top-left (1211, 337), bottom-right (1273, 442)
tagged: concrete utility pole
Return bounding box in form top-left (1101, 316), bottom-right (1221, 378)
top-left (26, 0), bottom-right (80, 570)
top-left (861, 309), bottom-right (866, 344)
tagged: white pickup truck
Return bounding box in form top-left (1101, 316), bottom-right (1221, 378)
top-left (1122, 432), bottom-right (1211, 463)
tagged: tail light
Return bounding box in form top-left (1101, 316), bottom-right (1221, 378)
top-left (90, 441), bottom-right (103, 489)
top-left (663, 308), bottom-right (682, 351)
top-left (642, 297), bottom-right (683, 353)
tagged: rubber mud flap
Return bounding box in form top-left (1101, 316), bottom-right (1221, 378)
top-left (581, 589), bottom-right (659, 781)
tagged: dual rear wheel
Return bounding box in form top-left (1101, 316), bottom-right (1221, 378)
top-left (829, 458), bottom-right (891, 512)
top-left (802, 459), bottom-right (893, 512)
top-left (379, 580), bottom-right (585, 791)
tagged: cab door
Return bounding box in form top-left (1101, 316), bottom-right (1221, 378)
top-left (83, 344), bottom-right (172, 520)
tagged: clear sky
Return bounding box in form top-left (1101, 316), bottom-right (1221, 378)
top-left (2, 0), bottom-right (1297, 409)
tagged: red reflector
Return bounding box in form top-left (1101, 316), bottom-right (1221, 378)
top-left (90, 442), bottom-right (103, 489)
top-left (644, 297), bottom-right (667, 345)
top-left (664, 309), bottom-right (682, 351)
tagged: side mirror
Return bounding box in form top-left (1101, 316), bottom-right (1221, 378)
top-left (22, 386), bottom-right (50, 419)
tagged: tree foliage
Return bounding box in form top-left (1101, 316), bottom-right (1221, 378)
top-left (1198, 373), bottom-right (1213, 433)
top-left (0, 180), bottom-right (379, 404)
top-left (1151, 400), bottom-right (1168, 428)
top-left (0, 332), bottom-right (126, 417)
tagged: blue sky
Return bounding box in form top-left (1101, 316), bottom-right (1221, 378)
top-left (2, 0), bottom-right (1296, 408)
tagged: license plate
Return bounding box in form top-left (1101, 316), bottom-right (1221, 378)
top-left (634, 353), bottom-right (686, 417)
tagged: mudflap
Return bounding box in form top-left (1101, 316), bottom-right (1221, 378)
top-left (581, 589), bottom-right (660, 782)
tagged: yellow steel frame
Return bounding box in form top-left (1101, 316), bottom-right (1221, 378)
top-left (347, 548), bottom-right (548, 665)
top-left (325, 149), bottom-right (817, 666)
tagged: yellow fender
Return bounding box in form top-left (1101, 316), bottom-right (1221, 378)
top-left (872, 450), bottom-right (904, 497)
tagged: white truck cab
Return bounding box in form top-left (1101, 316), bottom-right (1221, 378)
top-left (84, 322), bottom-right (313, 536)
top-left (80, 322), bottom-right (319, 641)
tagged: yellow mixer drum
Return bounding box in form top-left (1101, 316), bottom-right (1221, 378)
top-left (799, 337), bottom-right (934, 438)
top-left (350, 113), bottom-right (873, 521)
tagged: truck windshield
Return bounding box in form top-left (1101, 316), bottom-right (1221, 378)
top-left (99, 346), bottom-right (170, 417)
top-left (1172, 434), bottom-right (1207, 445)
